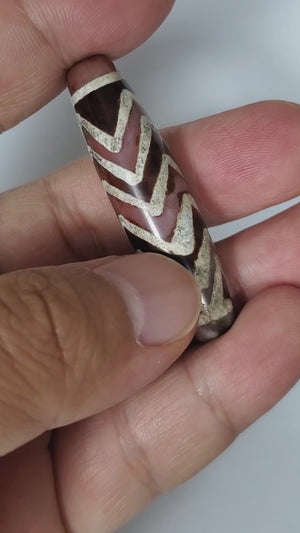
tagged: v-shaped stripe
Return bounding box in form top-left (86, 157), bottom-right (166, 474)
top-left (71, 71), bottom-right (122, 105)
top-left (89, 114), bottom-right (153, 184)
top-left (77, 89), bottom-right (135, 153)
top-left (119, 193), bottom-right (196, 256)
top-left (101, 152), bottom-right (181, 216)
top-left (198, 255), bottom-right (233, 325)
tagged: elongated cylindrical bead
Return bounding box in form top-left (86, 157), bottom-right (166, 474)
top-left (68, 56), bottom-right (235, 342)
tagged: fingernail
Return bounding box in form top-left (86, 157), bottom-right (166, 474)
top-left (92, 254), bottom-right (201, 345)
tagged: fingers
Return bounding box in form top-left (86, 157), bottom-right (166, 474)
top-left (0, 167), bottom-right (299, 316)
top-left (54, 286), bottom-right (300, 532)
top-left (0, 158), bottom-right (131, 272)
top-left (0, 102), bottom-right (299, 273)
top-left (0, 435), bottom-right (65, 532)
top-left (164, 100), bottom-right (300, 224)
top-left (0, 253), bottom-right (200, 455)
top-left (217, 202), bottom-right (300, 303)
top-left (0, 0), bottom-right (174, 129)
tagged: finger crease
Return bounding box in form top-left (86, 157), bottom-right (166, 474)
top-left (112, 403), bottom-right (162, 499)
top-left (42, 177), bottom-right (81, 262)
top-left (181, 357), bottom-right (238, 442)
top-left (48, 434), bottom-right (70, 533)
top-left (15, 0), bottom-right (65, 70)
top-left (36, 289), bottom-right (69, 427)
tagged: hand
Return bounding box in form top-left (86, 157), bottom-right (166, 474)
top-left (0, 1), bottom-right (299, 532)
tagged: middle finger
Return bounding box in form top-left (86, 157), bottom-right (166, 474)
top-left (0, 101), bottom-right (299, 273)
top-left (217, 202), bottom-right (300, 303)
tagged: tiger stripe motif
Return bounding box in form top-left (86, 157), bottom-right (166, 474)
top-left (71, 71), bottom-right (234, 341)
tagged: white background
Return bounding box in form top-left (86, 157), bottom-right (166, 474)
top-left (0, 0), bottom-right (299, 532)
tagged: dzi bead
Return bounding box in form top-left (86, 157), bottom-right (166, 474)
top-left (68, 56), bottom-right (235, 342)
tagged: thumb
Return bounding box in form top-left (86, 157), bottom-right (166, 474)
top-left (0, 253), bottom-right (200, 455)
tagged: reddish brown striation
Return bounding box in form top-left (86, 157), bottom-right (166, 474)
top-left (68, 56), bottom-right (235, 341)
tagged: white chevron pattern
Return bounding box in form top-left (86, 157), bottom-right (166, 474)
top-left (119, 193), bottom-right (195, 256)
top-left (194, 229), bottom-right (213, 291)
top-left (88, 114), bottom-right (152, 185)
top-left (194, 229), bottom-right (233, 324)
top-left (198, 256), bottom-right (233, 325)
top-left (76, 80), bottom-right (182, 215)
top-left (74, 71), bottom-right (233, 331)
top-left (99, 147), bottom-right (182, 216)
top-left (76, 89), bottom-right (134, 153)
top-left (72, 71), bottom-right (122, 105)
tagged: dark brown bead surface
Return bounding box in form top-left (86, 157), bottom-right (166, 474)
top-left (68, 56), bottom-right (234, 341)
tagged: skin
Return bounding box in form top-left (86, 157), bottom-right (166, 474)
top-left (0, 1), bottom-right (299, 532)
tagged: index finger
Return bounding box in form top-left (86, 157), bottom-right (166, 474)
top-left (0, 0), bottom-right (173, 130)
